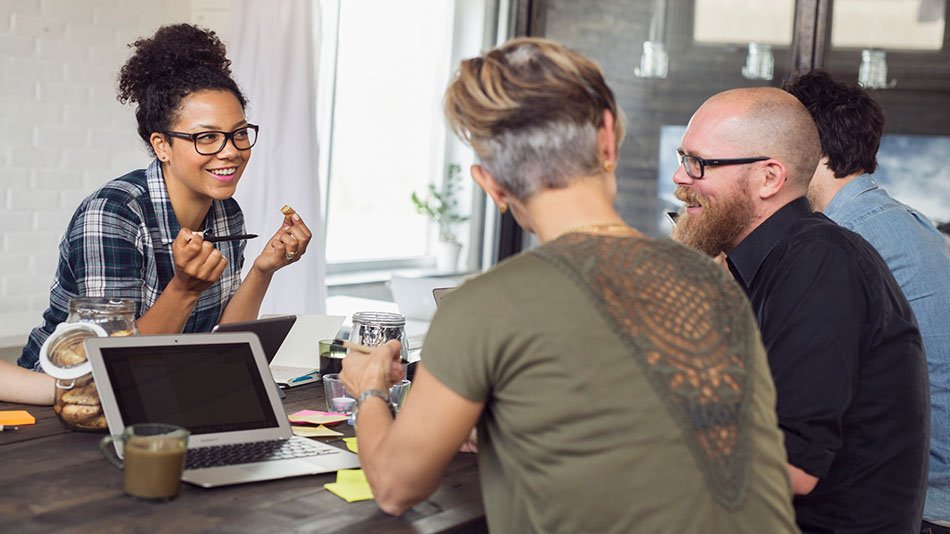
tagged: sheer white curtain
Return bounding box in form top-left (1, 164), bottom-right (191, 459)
top-left (230, 0), bottom-right (327, 314)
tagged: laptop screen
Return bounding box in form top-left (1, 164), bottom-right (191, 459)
top-left (99, 342), bottom-right (280, 435)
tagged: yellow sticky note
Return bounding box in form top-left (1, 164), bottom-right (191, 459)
top-left (336, 469), bottom-right (368, 485)
top-left (324, 469), bottom-right (374, 502)
top-left (0, 410), bottom-right (35, 426)
top-left (343, 437), bottom-right (359, 453)
top-left (292, 424), bottom-right (344, 438)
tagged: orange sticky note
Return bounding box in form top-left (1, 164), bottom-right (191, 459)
top-left (0, 410), bottom-right (36, 426)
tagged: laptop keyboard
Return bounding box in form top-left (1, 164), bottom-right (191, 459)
top-left (186, 438), bottom-right (340, 470)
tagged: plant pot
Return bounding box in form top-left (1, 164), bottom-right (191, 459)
top-left (435, 240), bottom-right (462, 272)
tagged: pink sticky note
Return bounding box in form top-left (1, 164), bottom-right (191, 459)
top-left (288, 409), bottom-right (349, 426)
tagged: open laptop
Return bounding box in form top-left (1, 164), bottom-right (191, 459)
top-left (389, 275), bottom-right (446, 322)
top-left (86, 332), bottom-right (360, 488)
top-left (389, 276), bottom-right (462, 350)
top-left (213, 315), bottom-right (297, 364)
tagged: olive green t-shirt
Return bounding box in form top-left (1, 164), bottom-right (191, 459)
top-left (423, 234), bottom-right (797, 533)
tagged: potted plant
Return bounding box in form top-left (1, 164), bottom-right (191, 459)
top-left (411, 163), bottom-right (470, 271)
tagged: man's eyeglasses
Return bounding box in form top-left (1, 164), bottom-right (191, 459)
top-left (676, 151), bottom-right (769, 180)
top-left (165, 124), bottom-right (259, 156)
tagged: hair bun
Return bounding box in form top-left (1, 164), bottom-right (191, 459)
top-left (118, 24), bottom-right (232, 105)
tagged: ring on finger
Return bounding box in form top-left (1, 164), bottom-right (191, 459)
top-left (285, 251), bottom-right (297, 261)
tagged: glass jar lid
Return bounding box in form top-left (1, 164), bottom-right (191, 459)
top-left (68, 297), bottom-right (136, 317)
top-left (39, 322), bottom-right (108, 380)
top-left (351, 311), bottom-right (406, 327)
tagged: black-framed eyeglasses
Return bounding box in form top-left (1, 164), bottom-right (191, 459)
top-left (676, 151), bottom-right (769, 180)
top-left (165, 124), bottom-right (259, 155)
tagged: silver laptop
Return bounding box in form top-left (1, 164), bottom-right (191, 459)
top-left (86, 332), bottom-right (360, 488)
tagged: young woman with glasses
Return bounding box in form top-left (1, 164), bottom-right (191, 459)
top-left (15, 24), bottom-right (312, 373)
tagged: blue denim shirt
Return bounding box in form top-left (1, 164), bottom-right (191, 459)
top-left (825, 175), bottom-right (950, 522)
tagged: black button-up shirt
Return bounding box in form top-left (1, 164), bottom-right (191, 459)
top-left (727, 197), bottom-right (929, 533)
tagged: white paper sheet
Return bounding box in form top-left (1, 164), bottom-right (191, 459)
top-left (270, 314), bottom-right (345, 384)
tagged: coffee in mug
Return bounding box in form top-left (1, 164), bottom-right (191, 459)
top-left (100, 423), bottom-right (189, 501)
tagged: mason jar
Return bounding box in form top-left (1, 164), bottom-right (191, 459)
top-left (350, 311), bottom-right (409, 363)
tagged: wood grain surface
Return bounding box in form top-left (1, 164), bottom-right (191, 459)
top-left (0, 382), bottom-right (486, 533)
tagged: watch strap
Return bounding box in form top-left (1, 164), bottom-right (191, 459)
top-left (349, 388), bottom-right (396, 427)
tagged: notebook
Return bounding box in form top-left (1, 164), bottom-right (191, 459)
top-left (267, 315), bottom-right (345, 386)
top-left (86, 332), bottom-right (360, 488)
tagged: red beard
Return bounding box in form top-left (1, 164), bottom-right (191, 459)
top-left (671, 184), bottom-right (755, 257)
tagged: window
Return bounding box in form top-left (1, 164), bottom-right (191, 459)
top-left (831, 0), bottom-right (945, 50)
top-left (693, 0), bottom-right (795, 45)
top-left (316, 0), bottom-right (494, 275)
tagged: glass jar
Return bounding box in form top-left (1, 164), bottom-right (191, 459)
top-left (349, 310), bottom-right (416, 380)
top-left (39, 298), bottom-right (137, 432)
top-left (350, 311), bottom-right (409, 363)
top-left (66, 297), bottom-right (138, 337)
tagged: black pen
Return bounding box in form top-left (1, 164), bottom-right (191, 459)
top-left (0, 425), bottom-right (18, 431)
top-left (204, 233), bottom-right (259, 243)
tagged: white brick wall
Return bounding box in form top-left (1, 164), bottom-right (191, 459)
top-left (0, 0), bottom-right (230, 347)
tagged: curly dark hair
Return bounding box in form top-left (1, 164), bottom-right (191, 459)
top-left (117, 24), bottom-right (247, 155)
top-left (783, 70), bottom-right (884, 178)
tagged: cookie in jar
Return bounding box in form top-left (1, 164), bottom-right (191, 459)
top-left (40, 323), bottom-right (109, 431)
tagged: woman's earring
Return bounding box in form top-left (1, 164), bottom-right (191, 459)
top-left (499, 203), bottom-right (508, 214)
top-left (602, 160), bottom-right (615, 172)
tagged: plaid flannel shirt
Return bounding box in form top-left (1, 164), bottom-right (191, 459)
top-left (19, 159), bottom-right (245, 369)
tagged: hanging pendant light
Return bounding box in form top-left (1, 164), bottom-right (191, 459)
top-left (741, 43), bottom-right (774, 80)
top-left (635, 0), bottom-right (669, 79)
top-left (858, 48), bottom-right (896, 89)
top-left (635, 41), bottom-right (669, 79)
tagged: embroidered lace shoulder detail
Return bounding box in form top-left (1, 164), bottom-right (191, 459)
top-left (533, 233), bottom-right (756, 507)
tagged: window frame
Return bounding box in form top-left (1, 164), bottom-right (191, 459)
top-left (316, 0), bottom-right (505, 277)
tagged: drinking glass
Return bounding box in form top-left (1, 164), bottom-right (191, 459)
top-left (99, 423), bottom-right (189, 501)
top-left (323, 373), bottom-right (356, 413)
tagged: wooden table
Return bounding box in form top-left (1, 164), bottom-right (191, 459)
top-left (0, 382), bottom-right (486, 533)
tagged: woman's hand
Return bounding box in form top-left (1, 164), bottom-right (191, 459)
top-left (459, 427), bottom-right (479, 453)
top-left (171, 229), bottom-right (228, 294)
top-left (340, 340), bottom-right (405, 398)
top-left (252, 205), bottom-right (313, 275)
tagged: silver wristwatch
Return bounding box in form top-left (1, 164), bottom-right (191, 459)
top-left (348, 389), bottom-right (395, 427)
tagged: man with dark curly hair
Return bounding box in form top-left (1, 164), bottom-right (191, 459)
top-left (786, 70), bottom-right (950, 533)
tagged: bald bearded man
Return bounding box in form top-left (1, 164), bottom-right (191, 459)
top-left (671, 87), bottom-right (929, 533)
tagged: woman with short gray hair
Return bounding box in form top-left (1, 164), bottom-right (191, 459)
top-left (340, 37), bottom-right (797, 533)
